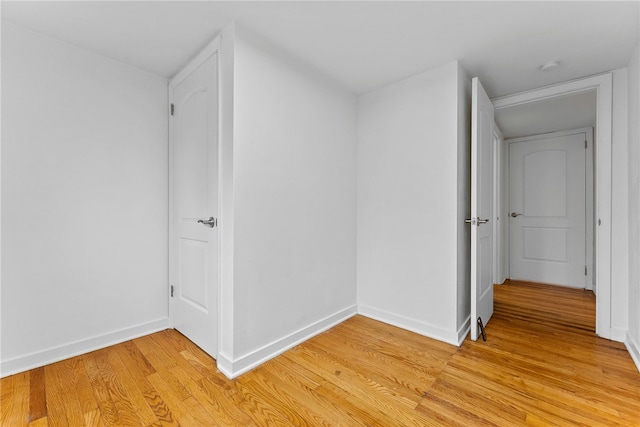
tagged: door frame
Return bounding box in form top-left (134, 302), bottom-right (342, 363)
top-left (168, 36), bottom-right (223, 351)
top-left (506, 127), bottom-right (594, 290)
top-left (493, 127), bottom-right (507, 286)
top-left (493, 73), bottom-right (613, 338)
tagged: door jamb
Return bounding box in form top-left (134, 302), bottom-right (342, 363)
top-left (492, 127), bottom-right (506, 285)
top-left (492, 73), bottom-right (613, 339)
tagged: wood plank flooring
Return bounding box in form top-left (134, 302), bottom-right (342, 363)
top-left (2, 281), bottom-right (639, 426)
top-left (494, 279), bottom-right (596, 332)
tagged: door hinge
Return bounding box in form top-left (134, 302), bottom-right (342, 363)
top-left (170, 103), bottom-right (175, 116)
top-left (585, 266), bottom-right (587, 276)
top-left (170, 285), bottom-right (174, 297)
top-left (585, 139), bottom-right (587, 149)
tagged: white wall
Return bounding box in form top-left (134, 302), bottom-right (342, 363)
top-left (611, 69), bottom-right (629, 340)
top-left (218, 26), bottom-right (358, 377)
top-left (357, 61), bottom-right (467, 345)
top-left (627, 42), bottom-right (640, 370)
top-left (1, 23), bottom-right (169, 376)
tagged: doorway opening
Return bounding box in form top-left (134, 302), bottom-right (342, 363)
top-left (491, 74), bottom-right (612, 339)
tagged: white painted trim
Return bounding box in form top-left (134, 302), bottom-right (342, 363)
top-left (505, 127), bottom-right (594, 144)
top-left (493, 131), bottom-right (502, 285)
top-left (493, 73), bottom-right (612, 110)
top-left (610, 327), bottom-right (627, 343)
top-left (585, 127), bottom-right (595, 291)
top-left (493, 73), bottom-right (613, 340)
top-left (217, 23), bottom-right (236, 364)
top-left (0, 5), bottom-right (3, 376)
top-left (457, 315), bottom-right (471, 345)
top-left (626, 333), bottom-right (640, 373)
top-left (0, 318), bottom-right (170, 378)
top-left (215, 352), bottom-right (234, 378)
top-left (168, 84), bottom-right (175, 329)
top-left (504, 142), bottom-right (511, 280)
top-left (358, 304), bottom-right (461, 347)
top-left (217, 306), bottom-right (358, 379)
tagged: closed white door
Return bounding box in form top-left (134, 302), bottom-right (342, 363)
top-left (170, 52), bottom-right (219, 357)
top-left (470, 78), bottom-right (494, 341)
top-left (509, 132), bottom-right (586, 288)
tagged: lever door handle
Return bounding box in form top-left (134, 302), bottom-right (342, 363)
top-left (510, 212), bottom-right (523, 218)
top-left (197, 217), bottom-right (217, 228)
top-left (465, 218), bottom-right (489, 225)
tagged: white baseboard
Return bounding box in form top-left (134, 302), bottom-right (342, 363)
top-left (626, 333), bottom-right (640, 373)
top-left (215, 352), bottom-right (234, 379)
top-left (0, 317), bottom-right (170, 378)
top-left (457, 315), bottom-right (471, 345)
top-left (358, 304), bottom-right (460, 347)
top-left (610, 327), bottom-right (628, 343)
top-left (217, 305), bottom-right (358, 379)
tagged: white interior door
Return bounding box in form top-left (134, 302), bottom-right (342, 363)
top-left (470, 77), bottom-right (495, 341)
top-left (509, 132), bottom-right (586, 288)
top-left (170, 52), bottom-right (219, 357)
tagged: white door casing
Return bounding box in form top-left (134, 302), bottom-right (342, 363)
top-left (470, 77), bottom-right (495, 341)
top-left (509, 131), bottom-right (588, 289)
top-left (169, 50), bottom-right (219, 358)
top-left (493, 130), bottom-right (507, 285)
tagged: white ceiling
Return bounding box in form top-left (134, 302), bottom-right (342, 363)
top-left (2, 1), bottom-right (638, 98)
top-left (495, 90), bottom-right (597, 139)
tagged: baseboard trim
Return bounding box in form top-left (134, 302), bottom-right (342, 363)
top-left (625, 333), bottom-right (640, 373)
top-left (218, 305), bottom-right (358, 379)
top-left (358, 304), bottom-right (460, 347)
top-left (610, 327), bottom-right (627, 343)
top-left (215, 352), bottom-right (234, 379)
top-left (0, 317), bottom-right (170, 378)
top-left (457, 315), bottom-right (471, 346)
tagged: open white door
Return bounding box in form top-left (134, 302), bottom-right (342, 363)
top-left (470, 77), bottom-right (494, 341)
top-left (169, 50), bottom-right (219, 357)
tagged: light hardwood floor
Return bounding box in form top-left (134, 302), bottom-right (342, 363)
top-left (2, 281), bottom-right (640, 426)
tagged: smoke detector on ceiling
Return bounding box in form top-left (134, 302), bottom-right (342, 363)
top-left (540, 61), bottom-right (560, 72)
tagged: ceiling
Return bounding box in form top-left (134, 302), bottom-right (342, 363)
top-left (495, 90), bottom-right (597, 139)
top-left (2, 1), bottom-right (638, 98)
top-left (2, 1), bottom-right (637, 140)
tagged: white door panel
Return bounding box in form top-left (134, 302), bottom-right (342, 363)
top-left (470, 77), bottom-right (494, 341)
top-left (522, 227), bottom-right (568, 262)
top-left (171, 52), bottom-right (219, 357)
top-left (524, 150), bottom-right (567, 217)
top-left (509, 132), bottom-right (586, 288)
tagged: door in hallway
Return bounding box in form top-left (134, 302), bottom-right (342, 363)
top-left (509, 131), bottom-right (587, 288)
